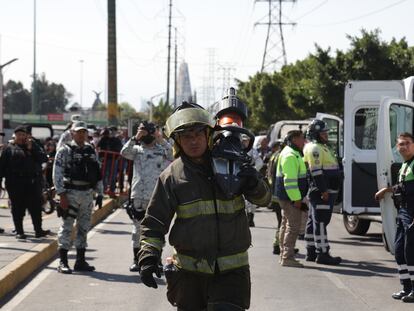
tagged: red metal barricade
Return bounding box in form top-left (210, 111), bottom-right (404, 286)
top-left (98, 150), bottom-right (132, 197)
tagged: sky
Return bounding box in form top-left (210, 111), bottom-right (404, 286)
top-left (0, 0), bottom-right (412, 113)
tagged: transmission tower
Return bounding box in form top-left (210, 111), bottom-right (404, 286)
top-left (255, 0), bottom-right (296, 72)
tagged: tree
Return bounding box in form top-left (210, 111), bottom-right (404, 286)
top-left (3, 80), bottom-right (31, 114)
top-left (152, 99), bottom-right (173, 126)
top-left (236, 29), bottom-right (414, 133)
top-left (36, 73), bottom-right (72, 113)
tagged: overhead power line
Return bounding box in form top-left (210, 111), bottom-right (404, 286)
top-left (255, 0), bottom-right (296, 72)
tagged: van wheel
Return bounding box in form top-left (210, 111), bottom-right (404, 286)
top-left (343, 215), bottom-right (370, 235)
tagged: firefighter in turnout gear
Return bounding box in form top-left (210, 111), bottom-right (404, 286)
top-left (138, 102), bottom-right (271, 311)
top-left (303, 119), bottom-right (342, 265)
top-left (120, 121), bottom-right (173, 272)
top-left (53, 121), bottom-right (104, 274)
top-left (275, 130), bottom-right (308, 268)
top-left (375, 132), bottom-right (414, 303)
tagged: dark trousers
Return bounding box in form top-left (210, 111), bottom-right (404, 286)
top-left (7, 181), bottom-right (43, 234)
top-left (305, 192), bottom-right (337, 254)
top-left (166, 266), bottom-right (250, 311)
top-left (395, 207), bottom-right (414, 284)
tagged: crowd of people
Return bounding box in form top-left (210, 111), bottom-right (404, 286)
top-left (0, 101), bottom-right (413, 309)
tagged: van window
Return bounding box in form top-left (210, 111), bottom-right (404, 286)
top-left (390, 104), bottom-right (414, 162)
top-left (354, 108), bottom-right (378, 150)
top-left (323, 118), bottom-right (340, 156)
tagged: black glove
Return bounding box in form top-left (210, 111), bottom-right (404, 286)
top-left (139, 257), bottom-right (162, 288)
top-left (238, 163), bottom-right (261, 191)
top-left (95, 195), bottom-right (103, 209)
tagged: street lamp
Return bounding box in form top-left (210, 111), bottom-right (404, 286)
top-left (147, 92), bottom-right (165, 122)
top-left (0, 58), bottom-right (18, 143)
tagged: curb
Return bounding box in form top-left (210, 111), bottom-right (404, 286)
top-left (0, 197), bottom-right (121, 301)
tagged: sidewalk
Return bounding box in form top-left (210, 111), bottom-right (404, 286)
top-left (0, 195), bottom-right (123, 301)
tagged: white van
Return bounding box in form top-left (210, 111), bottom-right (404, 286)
top-left (343, 77), bottom-right (414, 253)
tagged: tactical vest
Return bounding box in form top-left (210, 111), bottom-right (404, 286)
top-left (398, 158), bottom-right (414, 209)
top-left (64, 144), bottom-right (101, 187)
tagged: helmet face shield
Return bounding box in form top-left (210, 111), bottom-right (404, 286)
top-left (165, 108), bottom-right (216, 138)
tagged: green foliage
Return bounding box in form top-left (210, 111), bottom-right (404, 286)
top-left (152, 98), bottom-right (173, 126)
top-left (4, 80), bottom-right (31, 114)
top-left (3, 73), bottom-right (71, 114)
top-left (237, 29), bottom-right (414, 134)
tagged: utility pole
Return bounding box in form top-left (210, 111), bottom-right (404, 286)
top-left (166, 0), bottom-right (172, 107)
top-left (32, 0), bottom-right (38, 114)
top-left (174, 27), bottom-right (178, 108)
top-left (255, 0), bottom-right (296, 72)
top-left (107, 0), bottom-right (118, 126)
top-left (0, 58), bottom-right (18, 143)
top-left (79, 59), bottom-right (84, 108)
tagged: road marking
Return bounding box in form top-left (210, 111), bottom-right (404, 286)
top-left (322, 270), bottom-right (371, 308)
top-left (1, 209), bottom-right (121, 311)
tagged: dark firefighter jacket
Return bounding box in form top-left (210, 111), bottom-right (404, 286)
top-left (138, 154), bottom-right (271, 274)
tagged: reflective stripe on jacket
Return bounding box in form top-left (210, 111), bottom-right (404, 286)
top-left (275, 145), bottom-right (308, 201)
top-left (303, 142), bottom-right (341, 194)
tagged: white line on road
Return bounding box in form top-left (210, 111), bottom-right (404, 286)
top-left (2, 208), bottom-right (122, 311)
top-left (322, 270), bottom-right (372, 309)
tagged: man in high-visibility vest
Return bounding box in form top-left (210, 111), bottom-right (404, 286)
top-left (275, 130), bottom-right (308, 268)
top-left (303, 119), bottom-right (342, 265)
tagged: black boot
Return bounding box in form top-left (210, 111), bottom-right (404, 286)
top-left (248, 213), bottom-right (255, 227)
top-left (74, 248), bottom-right (95, 272)
top-left (305, 247), bottom-right (317, 262)
top-left (129, 248), bottom-right (140, 272)
top-left (57, 248), bottom-right (72, 274)
top-left (316, 252), bottom-right (342, 265)
top-left (393, 279), bottom-right (412, 300)
top-left (273, 244), bottom-right (280, 255)
top-left (402, 292), bottom-right (414, 303)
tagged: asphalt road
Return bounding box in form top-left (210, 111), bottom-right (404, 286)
top-left (1, 208), bottom-right (412, 311)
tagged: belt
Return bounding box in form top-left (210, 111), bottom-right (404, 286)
top-left (64, 183), bottom-right (92, 191)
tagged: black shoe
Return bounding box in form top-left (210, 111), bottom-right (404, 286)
top-left (0, 228), bottom-right (4, 234)
top-left (402, 292), bottom-right (414, 303)
top-left (273, 245), bottom-right (280, 255)
top-left (74, 260), bottom-right (95, 272)
top-left (16, 233), bottom-right (27, 240)
top-left (57, 261), bottom-right (72, 274)
top-left (305, 247), bottom-right (317, 262)
top-left (35, 229), bottom-right (51, 238)
top-left (392, 290), bottom-right (410, 300)
top-left (129, 261), bottom-right (140, 272)
top-left (316, 252), bottom-right (342, 265)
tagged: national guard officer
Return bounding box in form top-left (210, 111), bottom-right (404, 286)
top-left (275, 130), bottom-right (308, 267)
top-left (375, 132), bottom-right (414, 303)
top-left (303, 119), bottom-right (342, 265)
top-left (53, 121), bottom-right (104, 274)
top-left (0, 125), bottom-right (49, 239)
top-left (120, 121), bottom-right (173, 272)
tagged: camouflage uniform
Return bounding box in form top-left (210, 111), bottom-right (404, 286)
top-left (120, 138), bottom-right (173, 248)
top-left (53, 141), bottom-right (104, 250)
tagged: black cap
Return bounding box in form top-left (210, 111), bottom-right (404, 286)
top-left (14, 125), bottom-right (28, 134)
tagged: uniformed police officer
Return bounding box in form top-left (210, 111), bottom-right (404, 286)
top-left (375, 132), bottom-right (414, 303)
top-left (53, 121), bottom-right (104, 274)
top-left (275, 130), bottom-right (308, 267)
top-left (0, 125), bottom-right (49, 239)
top-left (138, 103), bottom-right (271, 311)
top-left (120, 121), bottom-right (173, 272)
top-left (303, 119), bottom-right (342, 265)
